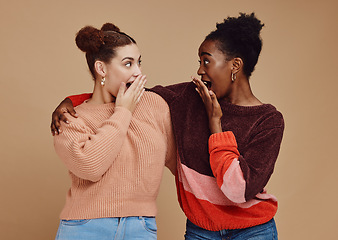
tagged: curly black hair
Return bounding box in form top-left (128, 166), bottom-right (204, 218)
top-left (205, 12), bottom-right (264, 77)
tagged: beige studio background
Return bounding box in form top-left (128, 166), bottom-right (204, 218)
top-left (1, 0), bottom-right (337, 239)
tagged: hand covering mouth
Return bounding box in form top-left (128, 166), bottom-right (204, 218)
top-left (126, 82), bottom-right (133, 88)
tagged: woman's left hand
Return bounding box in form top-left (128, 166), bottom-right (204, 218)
top-left (192, 77), bottom-right (223, 134)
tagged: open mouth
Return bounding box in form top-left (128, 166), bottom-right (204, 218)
top-left (202, 80), bottom-right (212, 89)
top-left (126, 82), bottom-right (132, 88)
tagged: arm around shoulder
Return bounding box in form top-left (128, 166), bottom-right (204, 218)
top-left (54, 107), bottom-right (132, 182)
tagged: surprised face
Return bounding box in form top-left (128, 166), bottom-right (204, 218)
top-left (197, 40), bottom-right (233, 99)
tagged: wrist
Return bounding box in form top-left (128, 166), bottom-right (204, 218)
top-left (209, 118), bottom-right (222, 134)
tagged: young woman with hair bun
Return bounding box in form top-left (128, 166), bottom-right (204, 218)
top-left (52, 23), bottom-right (177, 240)
top-left (52, 13), bottom-right (284, 240)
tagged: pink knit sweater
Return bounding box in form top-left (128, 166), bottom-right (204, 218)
top-left (54, 92), bottom-right (177, 220)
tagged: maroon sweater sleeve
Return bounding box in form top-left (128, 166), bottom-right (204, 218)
top-left (208, 113), bottom-right (284, 202)
top-left (67, 93), bottom-right (92, 107)
top-left (238, 112), bottom-right (284, 201)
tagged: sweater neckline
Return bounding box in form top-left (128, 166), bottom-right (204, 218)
top-left (218, 99), bottom-right (275, 116)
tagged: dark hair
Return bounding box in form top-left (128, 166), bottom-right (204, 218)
top-left (205, 12), bottom-right (264, 77)
top-left (75, 23), bottom-right (136, 79)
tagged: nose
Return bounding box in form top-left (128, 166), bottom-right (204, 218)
top-left (197, 64), bottom-right (204, 76)
top-left (133, 65), bottom-right (142, 76)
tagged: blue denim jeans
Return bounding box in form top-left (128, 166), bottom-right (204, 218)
top-left (185, 218), bottom-right (278, 240)
top-left (55, 216), bottom-right (157, 240)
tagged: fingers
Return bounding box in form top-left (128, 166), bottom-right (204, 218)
top-left (135, 75), bottom-right (147, 101)
top-left (128, 74), bottom-right (146, 92)
top-left (126, 74), bottom-right (147, 101)
top-left (116, 82), bottom-right (127, 101)
top-left (115, 74), bottom-right (147, 113)
top-left (68, 107), bottom-right (78, 118)
top-left (209, 90), bottom-right (219, 109)
top-left (51, 120), bottom-right (57, 136)
top-left (192, 76), bottom-right (211, 103)
top-left (51, 112), bottom-right (63, 136)
top-left (50, 109), bottom-right (72, 135)
top-left (136, 88), bottom-right (145, 103)
top-left (51, 98), bottom-right (76, 136)
top-left (59, 110), bottom-right (69, 124)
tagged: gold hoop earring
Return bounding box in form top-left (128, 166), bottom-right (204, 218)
top-left (231, 73), bottom-right (236, 82)
top-left (101, 77), bottom-right (105, 86)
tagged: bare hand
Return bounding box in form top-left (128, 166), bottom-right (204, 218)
top-left (115, 75), bottom-right (147, 113)
top-left (192, 77), bottom-right (223, 134)
top-left (51, 98), bottom-right (77, 135)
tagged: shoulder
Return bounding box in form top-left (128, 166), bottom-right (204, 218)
top-left (147, 82), bottom-right (193, 103)
top-left (58, 106), bottom-right (93, 134)
top-left (141, 91), bottom-right (169, 110)
top-left (136, 92), bottom-right (171, 125)
top-left (255, 105), bottom-right (284, 133)
top-left (62, 116), bottom-right (88, 132)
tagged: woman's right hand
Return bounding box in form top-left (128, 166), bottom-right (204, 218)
top-left (115, 74), bottom-right (146, 113)
top-left (51, 98), bottom-right (77, 136)
top-left (192, 77), bottom-right (223, 134)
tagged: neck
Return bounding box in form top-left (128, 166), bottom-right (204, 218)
top-left (227, 76), bottom-right (262, 106)
top-left (88, 80), bottom-right (116, 104)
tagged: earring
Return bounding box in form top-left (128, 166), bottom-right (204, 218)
top-left (101, 77), bottom-right (105, 86)
top-left (231, 73), bottom-right (236, 82)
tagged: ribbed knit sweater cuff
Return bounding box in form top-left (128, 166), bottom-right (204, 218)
top-left (208, 131), bottom-right (237, 152)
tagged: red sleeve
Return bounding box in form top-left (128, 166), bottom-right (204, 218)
top-left (209, 131), bottom-right (246, 203)
top-left (209, 122), bottom-right (284, 202)
top-left (68, 93), bottom-right (92, 107)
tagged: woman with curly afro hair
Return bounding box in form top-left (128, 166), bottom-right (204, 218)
top-left (182, 12), bottom-right (284, 239)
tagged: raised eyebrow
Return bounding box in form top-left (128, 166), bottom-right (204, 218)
top-left (121, 57), bottom-right (134, 61)
top-left (121, 55), bottom-right (141, 61)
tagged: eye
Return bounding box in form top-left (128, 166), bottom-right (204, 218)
top-left (138, 59), bottom-right (142, 66)
top-left (125, 62), bottom-right (132, 67)
top-left (198, 59), bottom-right (210, 66)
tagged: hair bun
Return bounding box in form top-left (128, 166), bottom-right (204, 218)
top-left (75, 26), bottom-right (104, 53)
top-left (238, 12), bottom-right (264, 35)
top-left (101, 23), bottom-right (120, 32)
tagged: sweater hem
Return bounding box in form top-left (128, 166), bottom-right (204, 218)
top-left (186, 212), bottom-right (277, 231)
